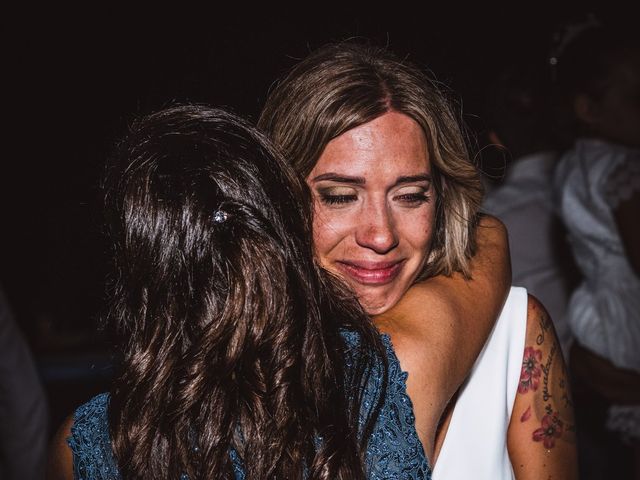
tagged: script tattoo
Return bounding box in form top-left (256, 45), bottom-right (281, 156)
top-left (536, 307), bottom-right (552, 346)
top-left (541, 341), bottom-right (557, 402)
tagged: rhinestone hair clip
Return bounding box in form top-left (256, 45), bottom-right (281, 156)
top-left (213, 209), bottom-right (229, 224)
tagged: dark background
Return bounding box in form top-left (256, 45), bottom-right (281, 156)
top-left (3, 6), bottom-right (635, 431)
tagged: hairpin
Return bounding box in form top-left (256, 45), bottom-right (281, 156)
top-left (213, 209), bottom-right (229, 224)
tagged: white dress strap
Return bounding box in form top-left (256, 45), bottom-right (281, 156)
top-left (432, 286), bottom-right (528, 480)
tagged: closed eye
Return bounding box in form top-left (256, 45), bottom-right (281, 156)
top-left (320, 193), bottom-right (358, 205)
top-left (394, 192), bottom-right (431, 205)
top-left (317, 185), bottom-right (358, 206)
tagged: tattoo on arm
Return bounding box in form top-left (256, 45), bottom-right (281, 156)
top-left (535, 307), bottom-right (551, 346)
top-left (518, 303), bottom-right (575, 451)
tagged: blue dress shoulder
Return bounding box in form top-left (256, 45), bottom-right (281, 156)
top-left (67, 333), bottom-right (431, 479)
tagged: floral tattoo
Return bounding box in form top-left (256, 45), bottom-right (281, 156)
top-left (518, 301), bottom-right (575, 451)
top-left (519, 346), bottom-right (542, 394)
top-left (532, 412), bottom-right (564, 449)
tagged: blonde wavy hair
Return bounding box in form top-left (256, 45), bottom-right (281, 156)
top-left (258, 42), bottom-right (483, 278)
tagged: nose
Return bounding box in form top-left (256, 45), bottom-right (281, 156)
top-left (355, 201), bottom-right (399, 254)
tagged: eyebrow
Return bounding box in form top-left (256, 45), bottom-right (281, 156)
top-left (310, 173), bottom-right (366, 184)
top-left (310, 172), bottom-right (432, 187)
top-left (395, 174), bottom-right (432, 186)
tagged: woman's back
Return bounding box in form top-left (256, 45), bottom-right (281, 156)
top-left (65, 331), bottom-right (430, 479)
top-left (47, 105), bottom-right (392, 479)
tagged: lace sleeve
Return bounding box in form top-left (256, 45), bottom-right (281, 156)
top-left (65, 393), bottom-right (246, 480)
top-left (604, 157), bottom-right (640, 209)
top-left (67, 393), bottom-right (121, 480)
top-left (67, 339), bottom-right (432, 480)
top-left (343, 330), bottom-right (431, 479)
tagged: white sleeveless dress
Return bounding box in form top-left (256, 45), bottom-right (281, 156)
top-left (433, 286), bottom-right (528, 480)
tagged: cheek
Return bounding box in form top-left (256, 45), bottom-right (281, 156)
top-left (311, 214), bottom-right (332, 261)
top-left (407, 220), bottom-right (433, 252)
top-left (405, 202), bottom-right (435, 242)
top-left (311, 205), bottom-right (351, 262)
top-left (398, 206), bottom-right (435, 260)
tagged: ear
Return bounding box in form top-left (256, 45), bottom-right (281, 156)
top-left (574, 94), bottom-right (600, 126)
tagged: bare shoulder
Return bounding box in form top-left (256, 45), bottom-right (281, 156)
top-left (46, 414), bottom-right (75, 480)
top-left (507, 294), bottom-right (577, 480)
top-left (476, 213), bottom-right (510, 267)
top-left (478, 212), bottom-right (508, 231)
top-left (377, 213), bottom-right (509, 333)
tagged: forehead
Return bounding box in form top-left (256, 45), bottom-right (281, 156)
top-left (310, 112), bottom-right (430, 179)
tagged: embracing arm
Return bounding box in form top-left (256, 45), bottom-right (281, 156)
top-left (507, 295), bottom-right (577, 480)
top-left (46, 415), bottom-right (74, 480)
top-left (419, 214), bottom-right (511, 391)
top-left (380, 214), bottom-right (510, 393)
top-left (374, 214), bottom-right (511, 456)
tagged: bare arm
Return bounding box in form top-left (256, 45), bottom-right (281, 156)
top-left (377, 214), bottom-right (510, 396)
top-left (507, 295), bottom-right (577, 480)
top-left (46, 415), bottom-right (75, 480)
top-left (374, 214), bottom-right (511, 457)
top-left (417, 214), bottom-right (511, 392)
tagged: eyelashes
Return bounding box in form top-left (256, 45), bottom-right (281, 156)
top-left (394, 192), bottom-right (431, 205)
top-left (318, 191), bottom-right (431, 206)
top-left (320, 193), bottom-right (358, 205)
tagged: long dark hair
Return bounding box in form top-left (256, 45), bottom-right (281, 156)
top-left (103, 105), bottom-right (386, 479)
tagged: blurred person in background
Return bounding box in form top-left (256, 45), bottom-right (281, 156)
top-left (552, 16), bottom-right (640, 479)
top-left (0, 283), bottom-right (49, 480)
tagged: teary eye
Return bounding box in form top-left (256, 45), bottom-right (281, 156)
top-left (321, 194), bottom-right (358, 205)
top-left (317, 186), bottom-right (358, 206)
top-left (393, 186), bottom-right (431, 206)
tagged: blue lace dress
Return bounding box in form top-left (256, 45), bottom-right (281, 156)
top-left (67, 333), bottom-right (431, 479)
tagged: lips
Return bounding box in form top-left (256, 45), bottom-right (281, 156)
top-left (336, 259), bottom-right (405, 285)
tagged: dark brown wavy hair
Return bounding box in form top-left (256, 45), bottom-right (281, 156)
top-left (103, 105), bottom-right (386, 479)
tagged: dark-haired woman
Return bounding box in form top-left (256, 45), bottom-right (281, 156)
top-left (46, 105), bottom-right (428, 479)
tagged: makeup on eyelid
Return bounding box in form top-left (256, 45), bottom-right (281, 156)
top-left (317, 185), bottom-right (432, 207)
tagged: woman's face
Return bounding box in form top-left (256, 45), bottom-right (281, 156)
top-left (307, 112), bottom-right (436, 315)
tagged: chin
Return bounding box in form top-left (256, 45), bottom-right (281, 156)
top-left (358, 291), bottom-right (400, 316)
